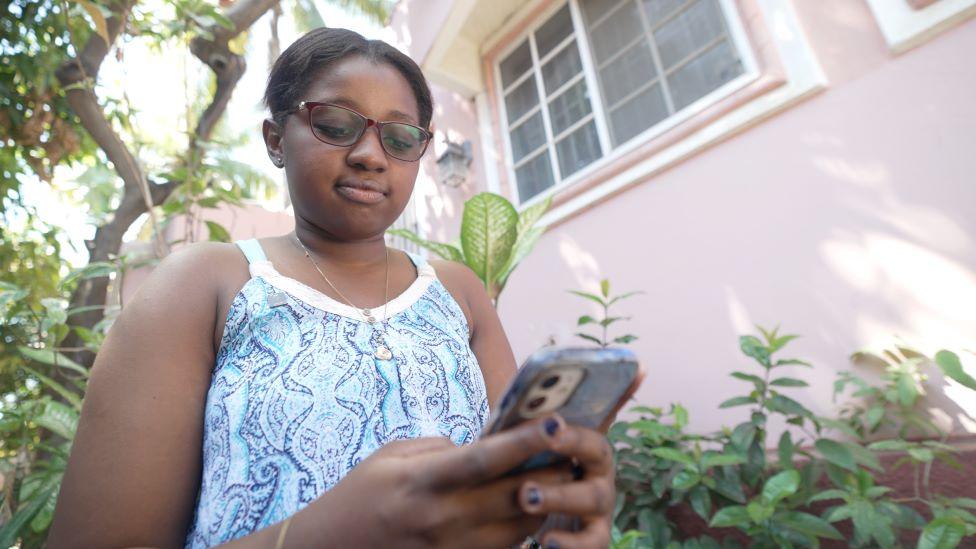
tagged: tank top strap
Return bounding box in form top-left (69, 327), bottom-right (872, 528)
top-left (235, 239), bottom-right (268, 264)
top-left (405, 250), bottom-right (440, 279)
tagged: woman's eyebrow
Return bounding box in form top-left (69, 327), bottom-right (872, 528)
top-left (317, 96), bottom-right (418, 124)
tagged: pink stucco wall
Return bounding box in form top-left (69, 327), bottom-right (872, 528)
top-left (392, 1), bottom-right (976, 434)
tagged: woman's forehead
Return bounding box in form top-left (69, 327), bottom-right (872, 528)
top-left (304, 57), bottom-right (420, 123)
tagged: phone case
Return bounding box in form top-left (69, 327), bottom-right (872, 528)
top-left (482, 347), bottom-right (639, 473)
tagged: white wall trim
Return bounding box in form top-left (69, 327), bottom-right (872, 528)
top-left (864, 0), bottom-right (976, 53)
top-left (474, 91), bottom-right (502, 194)
top-left (537, 0), bottom-right (828, 226)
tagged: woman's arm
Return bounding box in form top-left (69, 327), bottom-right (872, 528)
top-left (47, 243), bottom-right (241, 548)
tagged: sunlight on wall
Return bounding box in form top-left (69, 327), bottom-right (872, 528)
top-left (723, 286), bottom-right (756, 335)
top-left (557, 233), bottom-right (602, 291)
top-left (821, 233), bottom-right (976, 418)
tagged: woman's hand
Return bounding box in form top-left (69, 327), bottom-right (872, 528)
top-left (282, 415), bottom-right (616, 549)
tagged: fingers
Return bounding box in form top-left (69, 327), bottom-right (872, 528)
top-left (516, 478), bottom-right (614, 518)
top-left (538, 518), bottom-right (612, 549)
top-left (379, 437), bottom-right (456, 458)
top-left (454, 463), bottom-right (577, 523)
top-left (546, 419), bottom-right (615, 477)
top-left (423, 416), bottom-right (563, 488)
top-left (465, 513), bottom-right (547, 549)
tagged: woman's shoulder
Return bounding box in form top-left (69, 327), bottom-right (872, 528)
top-left (134, 241), bottom-right (250, 302)
top-left (154, 241), bottom-right (248, 279)
top-left (425, 258), bottom-right (481, 295)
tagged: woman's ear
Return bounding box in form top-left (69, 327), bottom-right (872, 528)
top-left (263, 118), bottom-right (285, 168)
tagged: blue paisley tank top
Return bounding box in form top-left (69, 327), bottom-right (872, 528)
top-left (184, 239), bottom-right (490, 548)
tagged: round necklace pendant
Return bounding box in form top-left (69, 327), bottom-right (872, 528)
top-left (375, 344), bottom-right (393, 361)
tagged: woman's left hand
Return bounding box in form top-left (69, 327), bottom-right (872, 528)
top-left (512, 416), bottom-right (619, 549)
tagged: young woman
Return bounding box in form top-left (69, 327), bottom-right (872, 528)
top-left (48, 27), bottom-right (642, 549)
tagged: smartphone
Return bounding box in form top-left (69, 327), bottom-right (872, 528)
top-left (481, 346), bottom-right (640, 474)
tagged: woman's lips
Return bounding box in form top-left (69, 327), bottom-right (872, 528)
top-left (335, 184), bottom-right (385, 204)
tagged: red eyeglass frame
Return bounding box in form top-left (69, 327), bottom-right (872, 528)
top-left (290, 101), bottom-right (432, 162)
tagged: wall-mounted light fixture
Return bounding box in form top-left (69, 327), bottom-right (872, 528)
top-left (435, 139), bottom-right (473, 188)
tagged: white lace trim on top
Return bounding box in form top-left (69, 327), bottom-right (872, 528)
top-left (247, 259), bottom-right (437, 322)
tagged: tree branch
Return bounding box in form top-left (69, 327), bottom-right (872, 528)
top-left (56, 0), bottom-right (280, 369)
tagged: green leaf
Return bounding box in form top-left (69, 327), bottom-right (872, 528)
top-left (761, 469), bottom-right (800, 504)
top-left (460, 193), bottom-right (518, 288)
top-left (608, 290), bottom-right (644, 306)
top-left (935, 350), bottom-right (976, 391)
top-left (770, 377), bottom-right (809, 387)
top-left (701, 453), bottom-right (746, 469)
top-left (767, 394), bottom-right (811, 417)
top-left (731, 372), bottom-right (765, 388)
top-left (21, 365), bottom-right (83, 410)
top-left (951, 498), bottom-right (976, 510)
top-left (34, 400), bottom-right (79, 440)
top-left (730, 423), bottom-right (757, 451)
top-left (917, 517), bottom-right (967, 549)
top-left (61, 261), bottom-right (116, 286)
top-left (768, 334), bottom-right (800, 354)
top-left (650, 447), bottom-right (696, 467)
top-left (673, 404), bottom-right (689, 429)
top-left (599, 316), bottom-right (630, 327)
top-left (18, 346), bottom-right (88, 376)
top-left (845, 441), bottom-right (883, 472)
top-left (908, 448), bottom-right (935, 462)
top-left (0, 483), bottom-right (56, 547)
top-left (496, 225), bottom-right (545, 289)
top-left (739, 335), bottom-right (771, 366)
top-left (719, 396), bottom-right (756, 409)
top-left (777, 511), bottom-right (844, 540)
top-left (568, 289), bottom-right (607, 307)
top-left (774, 358), bottom-right (812, 367)
top-left (825, 504), bottom-right (853, 522)
top-left (73, 0), bottom-right (110, 44)
top-left (613, 335), bottom-right (638, 344)
top-left (575, 333), bottom-right (604, 346)
top-left (29, 486), bottom-right (59, 532)
top-left (689, 486), bottom-right (711, 520)
top-left (672, 470), bottom-right (700, 490)
top-left (600, 279), bottom-right (610, 298)
top-left (808, 489), bottom-right (847, 503)
top-left (709, 505), bottom-right (751, 528)
top-left (747, 500), bottom-right (774, 522)
top-left (866, 406), bottom-right (886, 431)
top-left (816, 439), bottom-right (856, 471)
top-left (387, 229), bottom-right (466, 263)
top-left (778, 431), bottom-right (794, 468)
top-left (205, 220), bottom-right (231, 242)
top-left (868, 439), bottom-right (911, 452)
top-left (577, 315), bottom-right (597, 326)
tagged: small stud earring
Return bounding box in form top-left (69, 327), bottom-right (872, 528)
top-left (272, 155), bottom-right (283, 168)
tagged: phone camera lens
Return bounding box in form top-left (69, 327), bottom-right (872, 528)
top-left (541, 375), bottom-right (560, 389)
top-left (527, 396), bottom-right (547, 410)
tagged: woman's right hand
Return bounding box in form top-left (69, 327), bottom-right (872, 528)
top-left (279, 415), bottom-right (614, 549)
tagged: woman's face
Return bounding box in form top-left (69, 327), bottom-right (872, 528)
top-left (265, 56), bottom-right (425, 241)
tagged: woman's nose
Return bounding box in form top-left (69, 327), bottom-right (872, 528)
top-left (345, 125), bottom-right (388, 173)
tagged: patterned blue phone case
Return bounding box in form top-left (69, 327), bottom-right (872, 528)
top-left (482, 347), bottom-right (639, 473)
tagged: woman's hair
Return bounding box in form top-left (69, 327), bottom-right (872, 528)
top-left (263, 27), bottom-right (434, 129)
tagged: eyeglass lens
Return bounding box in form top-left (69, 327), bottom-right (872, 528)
top-left (308, 104), bottom-right (428, 161)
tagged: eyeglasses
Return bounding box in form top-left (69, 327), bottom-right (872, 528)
top-left (291, 101), bottom-right (432, 162)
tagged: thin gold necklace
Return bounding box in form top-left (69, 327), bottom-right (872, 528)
top-left (294, 234), bottom-right (393, 361)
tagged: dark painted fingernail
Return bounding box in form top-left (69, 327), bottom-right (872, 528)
top-left (571, 462), bottom-right (585, 480)
top-left (545, 541), bottom-right (560, 549)
top-left (527, 486), bottom-right (542, 506)
top-left (544, 417), bottom-right (559, 436)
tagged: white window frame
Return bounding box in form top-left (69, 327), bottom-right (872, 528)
top-left (493, 0), bottom-right (760, 209)
top-left (863, 0), bottom-right (975, 53)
